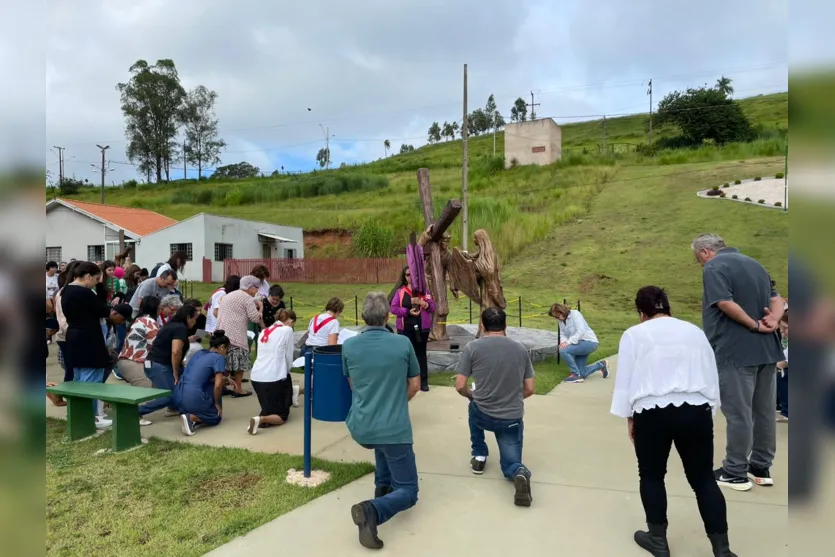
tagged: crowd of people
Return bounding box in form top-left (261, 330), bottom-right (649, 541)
top-left (45, 231), bottom-right (790, 556)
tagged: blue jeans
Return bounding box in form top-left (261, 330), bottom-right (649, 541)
top-left (559, 340), bottom-right (605, 378)
top-left (139, 361), bottom-right (177, 416)
top-left (73, 367), bottom-right (105, 415)
top-left (469, 401), bottom-right (527, 479)
top-left (363, 443), bottom-right (419, 524)
top-left (776, 368), bottom-right (788, 418)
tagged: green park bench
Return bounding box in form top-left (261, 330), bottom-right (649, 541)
top-left (46, 382), bottom-right (171, 452)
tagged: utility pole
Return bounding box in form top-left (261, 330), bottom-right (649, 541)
top-left (53, 146), bottom-right (65, 190)
top-left (602, 115), bottom-right (607, 154)
top-left (492, 111), bottom-right (497, 156)
top-left (647, 79), bottom-right (653, 147)
top-left (96, 144), bottom-right (110, 203)
top-left (183, 140), bottom-right (188, 180)
top-left (461, 63), bottom-right (469, 252)
top-left (527, 91), bottom-right (540, 120)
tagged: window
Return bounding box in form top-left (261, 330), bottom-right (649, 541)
top-left (45, 247), bottom-right (62, 262)
top-left (214, 243), bottom-right (233, 262)
top-left (87, 245), bottom-right (105, 262)
top-left (284, 248), bottom-right (296, 259)
top-left (170, 243), bottom-right (193, 261)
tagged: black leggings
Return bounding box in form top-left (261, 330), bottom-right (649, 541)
top-left (401, 327), bottom-right (429, 381)
top-left (633, 402), bottom-right (728, 534)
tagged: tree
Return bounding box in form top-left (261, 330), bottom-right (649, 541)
top-left (484, 94), bottom-right (499, 131)
top-left (212, 161), bottom-right (259, 179)
top-left (452, 121), bottom-right (459, 138)
top-left (399, 144), bottom-right (415, 154)
top-left (509, 97), bottom-right (527, 122)
top-left (117, 59), bottom-right (187, 183)
top-left (384, 139), bottom-right (391, 157)
top-left (182, 85), bottom-right (227, 180)
top-left (495, 112), bottom-right (506, 130)
top-left (441, 121), bottom-right (454, 141)
top-left (716, 75), bottom-right (734, 97)
top-left (655, 79), bottom-right (753, 145)
top-left (428, 121), bottom-right (442, 143)
top-left (316, 147), bottom-right (331, 168)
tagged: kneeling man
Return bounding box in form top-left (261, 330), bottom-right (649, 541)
top-left (456, 307), bottom-right (536, 506)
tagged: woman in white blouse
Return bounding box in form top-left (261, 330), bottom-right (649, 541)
top-left (610, 286), bottom-right (735, 557)
top-left (301, 297), bottom-right (344, 357)
top-left (549, 303), bottom-right (609, 383)
top-left (248, 309), bottom-right (298, 434)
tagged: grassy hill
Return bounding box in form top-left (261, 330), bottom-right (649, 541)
top-left (52, 91), bottom-right (788, 390)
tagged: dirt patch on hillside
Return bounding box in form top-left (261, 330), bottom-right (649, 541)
top-left (305, 229), bottom-right (353, 257)
top-left (579, 273), bottom-right (614, 293)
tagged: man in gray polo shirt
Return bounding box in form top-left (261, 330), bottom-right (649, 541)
top-left (455, 307), bottom-right (536, 507)
top-left (693, 233), bottom-right (784, 492)
top-left (128, 270), bottom-right (178, 317)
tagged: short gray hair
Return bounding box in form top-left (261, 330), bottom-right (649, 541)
top-left (691, 233), bottom-right (726, 253)
top-left (240, 275), bottom-right (262, 291)
top-left (160, 294), bottom-right (183, 310)
top-left (361, 292), bottom-right (390, 327)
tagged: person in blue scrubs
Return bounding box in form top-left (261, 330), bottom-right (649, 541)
top-left (175, 330), bottom-right (230, 436)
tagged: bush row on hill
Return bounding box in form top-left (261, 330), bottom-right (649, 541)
top-left (168, 173), bottom-right (388, 207)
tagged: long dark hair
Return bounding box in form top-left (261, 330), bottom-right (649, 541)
top-left (71, 261), bottom-right (102, 280)
top-left (168, 251), bottom-right (188, 272)
top-left (222, 275), bottom-right (241, 293)
top-left (58, 260), bottom-right (81, 290)
top-left (124, 264), bottom-right (141, 289)
top-left (388, 265), bottom-right (410, 303)
top-left (170, 304), bottom-right (199, 324)
top-left (138, 295), bottom-right (161, 319)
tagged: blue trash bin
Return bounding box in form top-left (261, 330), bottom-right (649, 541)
top-left (311, 345), bottom-right (352, 422)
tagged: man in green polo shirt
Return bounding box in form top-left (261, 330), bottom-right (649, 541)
top-left (342, 291), bottom-right (421, 550)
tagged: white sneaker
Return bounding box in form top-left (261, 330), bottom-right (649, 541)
top-left (292, 384), bottom-right (300, 407)
top-left (247, 416), bottom-right (261, 435)
top-left (139, 419), bottom-right (152, 427)
top-left (180, 414), bottom-right (195, 436)
top-left (95, 417), bottom-right (113, 429)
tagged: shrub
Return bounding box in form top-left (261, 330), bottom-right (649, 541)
top-left (711, 185), bottom-right (720, 191)
top-left (706, 189), bottom-right (722, 196)
top-left (754, 176), bottom-right (762, 181)
top-left (510, 157), bottom-right (520, 168)
top-left (353, 223), bottom-right (396, 258)
top-left (744, 197), bottom-right (752, 201)
top-left (732, 194), bottom-right (739, 199)
top-left (472, 155), bottom-right (505, 177)
top-left (734, 179), bottom-right (742, 184)
top-left (758, 199), bottom-right (766, 204)
top-left (122, 179), bottom-right (138, 189)
top-left (719, 191), bottom-right (726, 197)
top-left (775, 201), bottom-right (783, 207)
top-left (775, 172), bottom-right (784, 179)
top-left (723, 183), bottom-right (730, 188)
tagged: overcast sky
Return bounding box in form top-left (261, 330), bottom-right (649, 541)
top-left (39, 0), bottom-right (791, 184)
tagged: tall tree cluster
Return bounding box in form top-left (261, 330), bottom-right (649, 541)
top-left (424, 94), bottom-right (506, 144)
top-left (117, 59), bottom-right (226, 182)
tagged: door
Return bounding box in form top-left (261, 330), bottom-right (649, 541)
top-left (262, 243), bottom-right (272, 259)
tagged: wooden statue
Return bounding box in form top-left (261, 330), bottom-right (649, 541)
top-left (448, 229), bottom-right (507, 336)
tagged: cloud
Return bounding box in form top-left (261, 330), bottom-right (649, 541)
top-left (34, 0), bottom-right (791, 182)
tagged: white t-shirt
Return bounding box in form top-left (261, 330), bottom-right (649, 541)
top-left (306, 313), bottom-right (340, 347)
top-left (251, 323), bottom-right (295, 382)
top-left (206, 289), bottom-right (226, 333)
top-left (610, 316), bottom-right (720, 418)
top-left (257, 280), bottom-right (270, 300)
top-left (46, 273), bottom-right (59, 299)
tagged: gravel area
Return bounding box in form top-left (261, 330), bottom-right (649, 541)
top-left (697, 176), bottom-right (788, 209)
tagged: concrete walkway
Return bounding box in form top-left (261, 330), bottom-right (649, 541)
top-left (46, 354), bottom-right (788, 556)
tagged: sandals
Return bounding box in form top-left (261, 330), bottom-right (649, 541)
top-left (231, 391), bottom-right (252, 398)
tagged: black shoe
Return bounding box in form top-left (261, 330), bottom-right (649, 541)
top-left (374, 485), bottom-right (393, 498)
top-left (420, 377), bottom-right (429, 392)
top-left (708, 532), bottom-right (738, 557)
top-left (470, 457), bottom-right (486, 475)
top-left (714, 468), bottom-right (753, 492)
top-left (350, 501), bottom-right (383, 549)
top-left (513, 467), bottom-right (532, 507)
top-left (633, 523), bottom-right (670, 557)
top-left (747, 464), bottom-right (774, 487)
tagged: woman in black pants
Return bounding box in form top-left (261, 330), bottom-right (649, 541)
top-left (610, 286), bottom-right (736, 557)
top-left (389, 266), bottom-right (435, 391)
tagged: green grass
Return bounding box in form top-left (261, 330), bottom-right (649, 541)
top-left (46, 419), bottom-right (373, 557)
